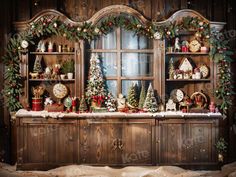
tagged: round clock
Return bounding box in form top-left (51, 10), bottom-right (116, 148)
top-left (53, 83), bottom-right (68, 100)
top-left (199, 64), bottom-right (209, 78)
top-left (21, 40), bottom-right (29, 49)
top-left (170, 89), bottom-right (184, 103)
top-left (189, 40), bottom-right (201, 52)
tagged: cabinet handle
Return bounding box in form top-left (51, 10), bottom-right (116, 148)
top-left (111, 139), bottom-right (118, 151)
top-left (118, 139), bottom-right (123, 151)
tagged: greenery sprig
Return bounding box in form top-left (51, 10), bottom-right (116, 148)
top-left (1, 14), bottom-right (234, 114)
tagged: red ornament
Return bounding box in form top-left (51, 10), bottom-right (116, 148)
top-left (108, 22), bottom-right (113, 26)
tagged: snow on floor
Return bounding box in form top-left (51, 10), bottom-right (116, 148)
top-left (0, 163), bottom-right (217, 177)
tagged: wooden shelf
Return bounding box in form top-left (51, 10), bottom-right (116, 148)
top-left (29, 79), bottom-right (75, 82)
top-left (166, 79), bottom-right (210, 82)
top-left (166, 52), bottom-right (209, 55)
top-left (89, 49), bottom-right (153, 53)
top-left (30, 52), bottom-right (74, 55)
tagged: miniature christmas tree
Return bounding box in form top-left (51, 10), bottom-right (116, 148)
top-left (85, 53), bottom-right (107, 107)
top-left (105, 92), bottom-right (117, 112)
top-left (143, 83), bottom-right (158, 113)
top-left (127, 83), bottom-right (139, 108)
top-left (33, 55), bottom-right (43, 73)
top-left (138, 83), bottom-right (146, 109)
top-left (79, 95), bottom-right (88, 113)
top-left (169, 57), bottom-right (175, 79)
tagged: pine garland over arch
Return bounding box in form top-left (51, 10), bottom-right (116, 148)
top-left (2, 15), bottom-right (234, 115)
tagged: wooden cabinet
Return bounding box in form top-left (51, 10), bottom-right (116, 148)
top-left (16, 116), bottom-right (219, 170)
top-left (16, 118), bottom-right (78, 170)
top-left (79, 118), bottom-right (155, 165)
top-left (157, 118), bottom-right (218, 166)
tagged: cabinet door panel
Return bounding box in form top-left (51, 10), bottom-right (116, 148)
top-left (122, 119), bottom-right (155, 165)
top-left (79, 119), bottom-right (122, 164)
top-left (19, 119), bottom-right (78, 165)
top-left (158, 120), bottom-right (187, 164)
top-left (187, 121), bottom-right (217, 163)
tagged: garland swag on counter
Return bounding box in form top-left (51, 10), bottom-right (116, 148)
top-left (2, 15), bottom-right (234, 114)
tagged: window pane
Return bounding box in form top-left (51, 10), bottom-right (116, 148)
top-left (91, 30), bottom-right (116, 49)
top-left (121, 28), bottom-right (153, 49)
top-left (121, 53), bottom-right (153, 77)
top-left (121, 80), bottom-right (152, 97)
top-left (106, 80), bottom-right (117, 97)
top-left (97, 53), bottom-right (117, 77)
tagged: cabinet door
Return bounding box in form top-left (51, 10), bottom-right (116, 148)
top-left (186, 119), bottom-right (218, 164)
top-left (157, 119), bottom-right (187, 164)
top-left (122, 119), bottom-right (155, 165)
top-left (79, 119), bottom-right (123, 165)
top-left (17, 118), bottom-right (78, 170)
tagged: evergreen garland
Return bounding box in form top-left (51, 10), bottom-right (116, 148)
top-left (1, 14), bottom-right (234, 115)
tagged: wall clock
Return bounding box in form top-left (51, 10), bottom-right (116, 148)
top-left (170, 89), bottom-right (184, 103)
top-left (189, 40), bottom-right (201, 52)
top-left (199, 64), bottom-right (209, 78)
top-left (53, 83), bottom-right (68, 103)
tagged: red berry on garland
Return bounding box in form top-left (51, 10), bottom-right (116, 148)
top-left (108, 22), bottom-right (113, 26)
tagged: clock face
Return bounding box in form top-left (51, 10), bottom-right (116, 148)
top-left (189, 40), bottom-right (201, 52)
top-left (199, 64), bottom-right (209, 78)
top-left (21, 40), bottom-right (29, 49)
top-left (170, 89), bottom-right (184, 103)
top-left (53, 83), bottom-right (68, 99)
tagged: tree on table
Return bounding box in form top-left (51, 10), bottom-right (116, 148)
top-left (138, 83), bottom-right (146, 110)
top-left (127, 83), bottom-right (139, 108)
top-left (33, 55), bottom-right (43, 73)
top-left (79, 95), bottom-right (88, 112)
top-left (85, 53), bottom-right (107, 107)
top-left (105, 92), bottom-right (117, 112)
top-left (143, 83), bottom-right (158, 113)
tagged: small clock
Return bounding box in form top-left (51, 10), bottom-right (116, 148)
top-left (21, 40), bottom-right (29, 49)
top-left (189, 40), bottom-right (201, 52)
top-left (53, 83), bottom-right (68, 100)
top-left (199, 64), bottom-right (209, 78)
top-left (170, 89), bottom-right (184, 103)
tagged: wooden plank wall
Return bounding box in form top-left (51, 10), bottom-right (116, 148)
top-left (0, 0), bottom-right (235, 163)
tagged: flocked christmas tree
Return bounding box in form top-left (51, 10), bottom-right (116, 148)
top-left (138, 83), bottom-right (146, 110)
top-left (85, 53), bottom-right (107, 107)
top-left (105, 92), bottom-right (117, 112)
top-left (33, 55), bottom-right (43, 73)
top-left (143, 83), bottom-right (158, 113)
top-left (127, 83), bottom-right (139, 108)
top-left (79, 95), bottom-right (88, 113)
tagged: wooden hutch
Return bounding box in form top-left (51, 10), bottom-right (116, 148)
top-left (15, 5), bottom-right (225, 170)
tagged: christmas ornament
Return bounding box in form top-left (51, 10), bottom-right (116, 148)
top-left (21, 40), bottom-right (29, 49)
top-left (154, 32), bottom-right (162, 40)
